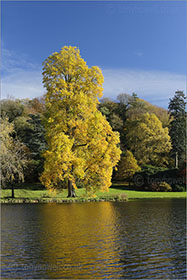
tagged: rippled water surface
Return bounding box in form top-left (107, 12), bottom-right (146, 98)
top-left (1, 199), bottom-right (186, 279)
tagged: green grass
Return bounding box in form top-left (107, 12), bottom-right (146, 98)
top-left (0, 182), bottom-right (186, 203)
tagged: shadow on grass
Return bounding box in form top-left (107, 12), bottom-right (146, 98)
top-left (4, 183), bottom-right (45, 191)
top-left (111, 181), bottom-right (134, 191)
top-left (3, 181), bottom-right (134, 192)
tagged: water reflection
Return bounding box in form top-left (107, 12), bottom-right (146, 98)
top-left (1, 199), bottom-right (186, 279)
top-left (38, 202), bottom-right (120, 279)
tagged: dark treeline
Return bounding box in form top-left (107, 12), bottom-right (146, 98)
top-left (1, 91), bottom-right (186, 192)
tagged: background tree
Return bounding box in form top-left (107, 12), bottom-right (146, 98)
top-left (114, 150), bottom-right (141, 184)
top-left (126, 94), bottom-right (169, 127)
top-left (41, 46), bottom-right (121, 197)
top-left (0, 118), bottom-right (28, 198)
top-left (1, 99), bottom-right (24, 122)
top-left (117, 93), bottom-right (132, 121)
top-left (126, 113), bottom-right (172, 166)
top-left (142, 100), bottom-right (170, 128)
top-left (99, 94), bottom-right (130, 151)
top-left (99, 93), bottom-right (170, 153)
top-left (27, 96), bottom-right (46, 115)
top-left (1, 97), bottom-right (47, 183)
top-left (21, 114), bottom-right (47, 182)
top-left (168, 91), bottom-right (186, 168)
top-left (99, 98), bottom-right (121, 128)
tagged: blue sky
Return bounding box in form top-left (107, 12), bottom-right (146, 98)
top-left (1, 1), bottom-right (186, 108)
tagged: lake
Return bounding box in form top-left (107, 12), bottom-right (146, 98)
top-left (1, 199), bottom-right (186, 279)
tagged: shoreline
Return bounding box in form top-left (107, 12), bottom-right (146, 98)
top-left (1, 183), bottom-right (186, 204)
top-left (1, 195), bottom-right (186, 204)
top-left (1, 196), bottom-right (128, 203)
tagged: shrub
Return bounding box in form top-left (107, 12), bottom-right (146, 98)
top-left (133, 168), bottom-right (186, 192)
top-left (143, 182), bottom-right (172, 192)
top-left (172, 184), bottom-right (186, 192)
top-left (158, 182), bottom-right (172, 192)
top-left (117, 193), bottom-right (128, 201)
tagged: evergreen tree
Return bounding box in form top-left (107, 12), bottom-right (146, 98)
top-left (23, 114), bottom-right (47, 161)
top-left (168, 91), bottom-right (186, 168)
top-left (22, 114), bottom-right (47, 182)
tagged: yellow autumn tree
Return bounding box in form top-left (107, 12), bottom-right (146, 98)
top-left (40, 46), bottom-right (121, 197)
top-left (126, 113), bottom-right (172, 166)
top-left (115, 150), bottom-right (141, 183)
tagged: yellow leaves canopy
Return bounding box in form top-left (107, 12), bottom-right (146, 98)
top-left (40, 46), bottom-right (121, 192)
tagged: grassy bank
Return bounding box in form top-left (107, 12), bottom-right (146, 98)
top-left (1, 182), bottom-right (186, 203)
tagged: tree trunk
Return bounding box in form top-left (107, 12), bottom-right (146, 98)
top-left (11, 185), bottom-right (15, 198)
top-left (67, 179), bottom-right (76, 198)
top-left (175, 151), bottom-right (179, 169)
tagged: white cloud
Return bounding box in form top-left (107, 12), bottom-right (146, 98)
top-left (2, 48), bottom-right (38, 74)
top-left (102, 68), bottom-right (186, 107)
top-left (1, 48), bottom-right (186, 108)
top-left (1, 48), bottom-right (44, 99)
top-left (1, 69), bottom-right (44, 99)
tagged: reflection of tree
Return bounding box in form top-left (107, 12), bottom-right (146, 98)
top-left (39, 202), bottom-right (122, 279)
top-left (2, 200), bottom-right (185, 279)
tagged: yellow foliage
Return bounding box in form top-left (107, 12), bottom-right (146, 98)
top-left (40, 46), bottom-right (121, 192)
top-left (126, 113), bottom-right (172, 166)
top-left (115, 150), bottom-right (141, 180)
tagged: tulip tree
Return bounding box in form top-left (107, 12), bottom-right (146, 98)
top-left (40, 46), bottom-right (121, 197)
